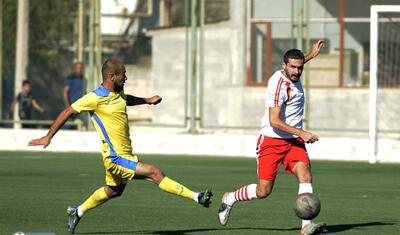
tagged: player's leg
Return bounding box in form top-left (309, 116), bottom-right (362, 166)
top-left (224, 135), bottom-right (286, 204)
top-left (67, 155), bottom-right (135, 234)
top-left (286, 139), bottom-right (326, 234)
top-left (218, 135), bottom-right (284, 225)
top-left (222, 179), bottom-right (274, 205)
top-left (293, 162), bottom-right (325, 234)
top-left (67, 184), bottom-right (126, 234)
top-left (67, 185), bottom-right (125, 234)
top-left (79, 184), bottom-right (125, 216)
top-left (218, 179), bottom-right (274, 225)
top-left (292, 161), bottom-right (313, 225)
top-left (134, 161), bottom-right (212, 207)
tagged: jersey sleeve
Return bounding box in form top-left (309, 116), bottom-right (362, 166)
top-left (266, 76), bottom-right (288, 108)
top-left (71, 92), bottom-right (98, 113)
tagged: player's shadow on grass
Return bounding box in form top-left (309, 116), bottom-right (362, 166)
top-left (326, 221), bottom-right (397, 233)
top-left (79, 226), bottom-right (299, 235)
top-left (78, 222), bottom-right (397, 234)
top-left (147, 227), bottom-right (299, 234)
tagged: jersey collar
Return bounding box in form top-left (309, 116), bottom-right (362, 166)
top-left (93, 85), bottom-right (110, 97)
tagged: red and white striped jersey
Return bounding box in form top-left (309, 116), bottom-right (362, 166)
top-left (261, 70), bottom-right (305, 139)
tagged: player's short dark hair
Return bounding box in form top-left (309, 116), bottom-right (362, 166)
top-left (283, 49), bottom-right (305, 64)
top-left (101, 58), bottom-right (122, 80)
top-left (22, 80), bottom-right (30, 86)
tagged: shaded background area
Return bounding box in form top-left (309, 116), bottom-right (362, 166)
top-left (2, 0), bottom-right (78, 121)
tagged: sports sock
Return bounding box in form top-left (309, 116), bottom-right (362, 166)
top-left (158, 176), bottom-right (196, 201)
top-left (225, 184), bottom-right (257, 206)
top-left (78, 187), bottom-right (110, 217)
top-left (298, 183), bottom-right (313, 227)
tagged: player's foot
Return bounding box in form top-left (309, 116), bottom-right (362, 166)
top-left (300, 222), bottom-right (327, 235)
top-left (67, 206), bottom-right (81, 234)
top-left (218, 192), bottom-right (233, 226)
top-left (198, 189), bottom-right (213, 208)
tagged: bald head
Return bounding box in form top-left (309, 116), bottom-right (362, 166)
top-left (101, 58), bottom-right (127, 92)
top-left (101, 58), bottom-right (124, 81)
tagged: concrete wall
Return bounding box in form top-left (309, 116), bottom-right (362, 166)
top-left (147, 26), bottom-right (188, 126)
top-left (148, 22), bottom-right (256, 127)
top-left (1, 128), bottom-right (399, 163)
top-left (124, 62), bottom-right (154, 122)
top-left (308, 88), bottom-right (400, 132)
top-left (145, 0), bottom-right (248, 127)
top-left (145, 21), bottom-right (400, 131)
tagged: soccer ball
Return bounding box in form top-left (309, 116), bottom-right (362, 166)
top-left (293, 193), bottom-right (321, 220)
top-left (13, 232), bottom-right (25, 235)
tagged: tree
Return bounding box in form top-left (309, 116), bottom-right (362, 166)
top-left (2, 0), bottom-right (78, 120)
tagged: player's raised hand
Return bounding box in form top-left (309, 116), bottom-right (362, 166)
top-left (28, 136), bottom-right (51, 149)
top-left (299, 131), bottom-right (319, 144)
top-left (310, 40), bottom-right (325, 58)
top-left (304, 40), bottom-right (325, 63)
top-left (146, 95), bottom-right (162, 105)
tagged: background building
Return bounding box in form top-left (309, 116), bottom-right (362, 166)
top-left (0, 0), bottom-right (399, 162)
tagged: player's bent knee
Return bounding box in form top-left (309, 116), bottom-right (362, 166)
top-left (147, 165), bottom-right (165, 182)
top-left (105, 185), bottom-right (125, 198)
top-left (256, 186), bottom-right (272, 198)
top-left (110, 191), bottom-right (123, 198)
top-left (149, 165), bottom-right (161, 176)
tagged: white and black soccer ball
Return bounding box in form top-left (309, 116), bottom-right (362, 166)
top-left (293, 193), bottom-right (321, 220)
top-left (13, 232), bottom-right (26, 235)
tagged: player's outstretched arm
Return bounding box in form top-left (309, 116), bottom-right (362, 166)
top-left (126, 95), bottom-right (162, 106)
top-left (269, 106), bottom-right (319, 144)
top-left (28, 106), bottom-right (77, 148)
top-left (304, 40), bottom-right (325, 64)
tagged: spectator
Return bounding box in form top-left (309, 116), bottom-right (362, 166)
top-left (63, 61), bottom-right (86, 129)
top-left (11, 80), bottom-right (45, 128)
top-left (64, 61), bottom-right (85, 107)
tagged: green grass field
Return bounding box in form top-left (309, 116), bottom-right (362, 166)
top-left (0, 151), bottom-right (399, 235)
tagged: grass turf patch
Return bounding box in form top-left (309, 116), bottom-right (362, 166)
top-left (0, 151), bottom-right (399, 234)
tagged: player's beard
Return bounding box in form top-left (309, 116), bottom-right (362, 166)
top-left (284, 70), bottom-right (301, 82)
top-left (115, 82), bottom-right (124, 92)
top-left (290, 74), bottom-right (301, 82)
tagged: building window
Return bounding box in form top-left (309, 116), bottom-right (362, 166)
top-left (247, 21), bottom-right (272, 86)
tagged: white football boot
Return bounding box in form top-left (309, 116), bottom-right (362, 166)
top-left (218, 192), bottom-right (233, 226)
top-left (300, 222), bottom-right (327, 235)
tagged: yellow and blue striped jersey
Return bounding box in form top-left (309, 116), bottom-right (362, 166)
top-left (71, 85), bottom-right (133, 157)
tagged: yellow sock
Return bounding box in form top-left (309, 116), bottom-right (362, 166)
top-left (158, 177), bottom-right (196, 201)
top-left (79, 187), bottom-right (110, 215)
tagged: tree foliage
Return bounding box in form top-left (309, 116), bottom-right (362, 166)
top-left (2, 0), bottom-right (78, 119)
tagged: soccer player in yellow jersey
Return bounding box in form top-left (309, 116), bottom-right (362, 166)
top-left (29, 59), bottom-right (213, 234)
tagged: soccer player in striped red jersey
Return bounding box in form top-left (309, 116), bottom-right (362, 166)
top-left (218, 40), bottom-right (326, 235)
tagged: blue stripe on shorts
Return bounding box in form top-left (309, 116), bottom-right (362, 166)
top-left (111, 156), bottom-right (138, 171)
